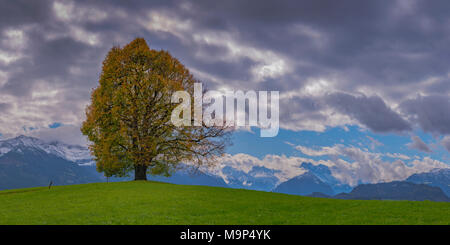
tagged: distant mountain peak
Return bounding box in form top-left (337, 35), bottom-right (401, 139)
top-left (335, 181), bottom-right (450, 202)
top-left (300, 162), bottom-right (331, 174)
top-left (298, 170), bottom-right (316, 177)
top-left (273, 171), bottom-right (334, 196)
top-left (220, 165), bottom-right (280, 191)
top-left (0, 135), bottom-right (101, 190)
top-left (407, 168), bottom-right (450, 196)
top-left (2, 135), bottom-right (43, 145)
top-left (299, 162), bottom-right (352, 193)
top-left (292, 171), bottom-right (321, 182)
top-left (429, 168), bottom-right (450, 174)
top-left (0, 135), bottom-right (93, 166)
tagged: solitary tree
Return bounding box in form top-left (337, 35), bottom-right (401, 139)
top-left (81, 38), bottom-right (229, 180)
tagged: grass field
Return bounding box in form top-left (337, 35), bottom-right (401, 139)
top-left (0, 181), bottom-right (448, 225)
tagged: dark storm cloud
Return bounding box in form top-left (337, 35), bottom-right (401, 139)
top-left (72, 0), bottom-right (450, 94)
top-left (279, 95), bottom-right (328, 131)
top-left (441, 136), bottom-right (450, 152)
top-left (1, 0), bottom-right (450, 140)
top-left (2, 35), bottom-right (99, 97)
top-left (325, 92), bottom-right (411, 133)
top-left (0, 103), bottom-right (12, 113)
top-left (0, 0), bottom-right (52, 29)
top-left (401, 95), bottom-right (450, 135)
top-left (407, 136), bottom-right (432, 153)
top-left (182, 0), bottom-right (450, 93)
top-left (0, 0), bottom-right (111, 138)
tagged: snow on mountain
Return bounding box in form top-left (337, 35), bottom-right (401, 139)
top-left (300, 162), bottom-right (352, 193)
top-left (272, 171), bottom-right (335, 196)
top-left (0, 135), bottom-right (94, 166)
top-left (407, 168), bottom-right (450, 196)
top-left (334, 181), bottom-right (450, 202)
top-left (216, 165), bottom-right (280, 191)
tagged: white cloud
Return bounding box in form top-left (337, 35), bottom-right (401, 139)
top-left (203, 148), bottom-right (448, 187)
top-left (2, 28), bottom-right (27, 50)
top-left (292, 144), bottom-right (448, 186)
top-left (193, 31), bottom-right (291, 81)
top-left (142, 10), bottom-right (292, 83)
top-left (0, 79), bottom-right (88, 138)
top-left (142, 10), bottom-right (192, 39)
top-left (0, 50), bottom-right (21, 64)
top-left (0, 28), bottom-right (28, 64)
top-left (385, 152), bottom-right (410, 160)
top-left (207, 153), bottom-right (312, 184)
top-left (295, 145), bottom-right (341, 156)
top-left (51, 1), bottom-right (104, 46)
top-left (28, 124), bottom-right (88, 146)
top-left (53, 1), bottom-right (108, 23)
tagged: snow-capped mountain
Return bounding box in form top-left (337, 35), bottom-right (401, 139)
top-left (3, 135), bottom-right (448, 199)
top-left (0, 135), bottom-right (94, 166)
top-left (407, 168), bottom-right (450, 196)
top-left (334, 181), bottom-right (450, 202)
top-left (0, 135), bottom-right (230, 190)
top-left (272, 171), bottom-right (335, 196)
top-left (0, 135), bottom-right (100, 190)
top-left (0, 136), bottom-right (353, 193)
top-left (300, 162), bottom-right (352, 193)
top-left (220, 165), bottom-right (280, 191)
top-left (208, 162), bottom-right (354, 193)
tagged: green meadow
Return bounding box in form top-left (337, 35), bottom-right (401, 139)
top-left (0, 181), bottom-right (448, 225)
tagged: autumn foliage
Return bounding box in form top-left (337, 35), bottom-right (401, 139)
top-left (81, 38), bottom-right (229, 180)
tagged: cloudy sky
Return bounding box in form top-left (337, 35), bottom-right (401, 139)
top-left (1, 0), bottom-right (449, 185)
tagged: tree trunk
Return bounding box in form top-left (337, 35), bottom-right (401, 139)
top-left (134, 165), bottom-right (148, 181)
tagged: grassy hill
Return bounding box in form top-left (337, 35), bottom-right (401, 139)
top-left (0, 181), bottom-right (448, 225)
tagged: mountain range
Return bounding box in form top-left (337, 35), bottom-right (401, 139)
top-left (0, 136), bottom-right (224, 190)
top-left (0, 135), bottom-right (93, 165)
top-left (298, 162), bottom-right (352, 194)
top-left (406, 168), bottom-right (450, 196)
top-left (333, 181), bottom-right (450, 202)
top-left (220, 165), bottom-right (280, 191)
top-left (272, 171), bottom-right (334, 196)
top-left (0, 135), bottom-right (449, 202)
top-left (0, 136), bottom-right (100, 189)
top-left (276, 167), bottom-right (450, 202)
